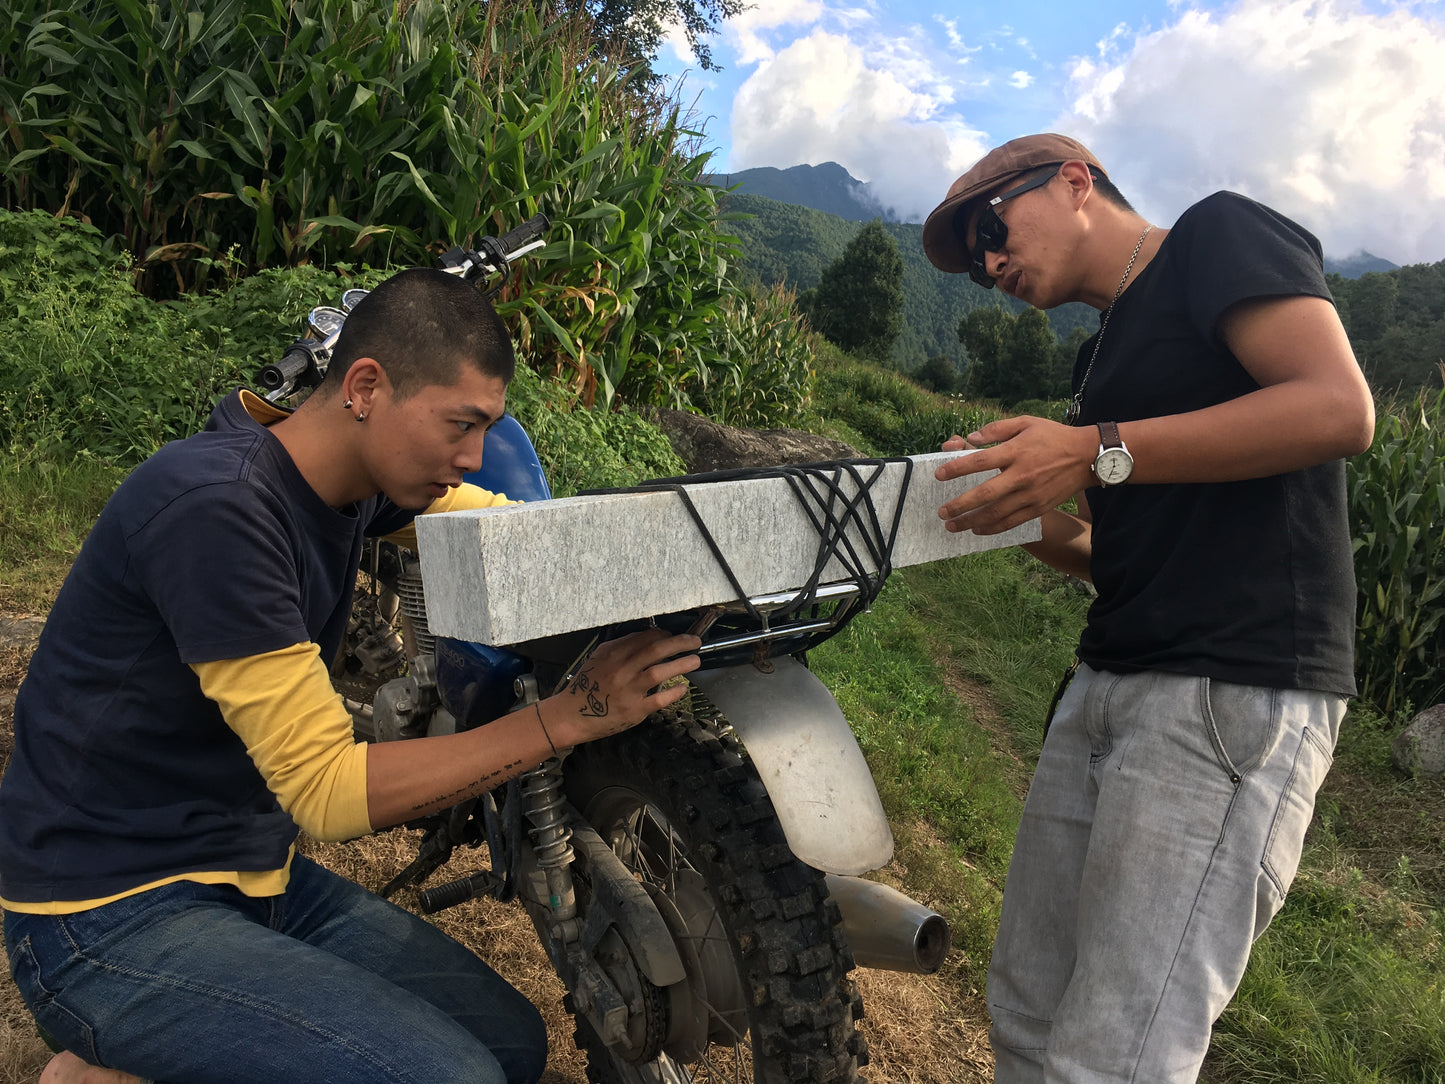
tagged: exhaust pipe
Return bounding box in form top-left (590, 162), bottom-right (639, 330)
top-left (826, 874), bottom-right (951, 975)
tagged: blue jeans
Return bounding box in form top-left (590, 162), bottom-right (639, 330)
top-left (988, 665), bottom-right (1342, 1083)
top-left (4, 855), bottom-right (547, 1084)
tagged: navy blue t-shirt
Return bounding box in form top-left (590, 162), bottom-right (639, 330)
top-left (1073, 193), bottom-right (1357, 696)
top-left (0, 391), bottom-right (414, 904)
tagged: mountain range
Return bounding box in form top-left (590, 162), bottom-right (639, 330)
top-left (711, 162), bottom-right (1398, 279)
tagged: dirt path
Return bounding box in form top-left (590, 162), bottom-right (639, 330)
top-left (0, 618), bottom-right (997, 1084)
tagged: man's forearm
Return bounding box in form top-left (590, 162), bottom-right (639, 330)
top-left (364, 705), bottom-right (555, 828)
top-left (1023, 509), bottom-right (1093, 581)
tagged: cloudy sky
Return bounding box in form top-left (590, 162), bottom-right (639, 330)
top-left (654, 0), bottom-right (1445, 266)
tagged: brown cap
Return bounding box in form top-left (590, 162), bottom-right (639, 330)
top-left (922, 133), bottom-right (1105, 273)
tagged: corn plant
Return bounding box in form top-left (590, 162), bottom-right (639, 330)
top-left (2, 0), bottom-right (795, 417)
top-left (1348, 380), bottom-right (1445, 714)
top-left (689, 282), bottom-right (817, 428)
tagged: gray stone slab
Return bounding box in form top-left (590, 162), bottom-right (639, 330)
top-left (416, 451), bottom-right (1040, 645)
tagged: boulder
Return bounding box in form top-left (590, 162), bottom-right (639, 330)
top-left (652, 408), bottom-right (859, 474)
top-left (1392, 703), bottom-right (1445, 779)
top-left (0, 615), bottom-right (44, 651)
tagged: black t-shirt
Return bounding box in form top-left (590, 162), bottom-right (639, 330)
top-left (1073, 192), bottom-right (1357, 697)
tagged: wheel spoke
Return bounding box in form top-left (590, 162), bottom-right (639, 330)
top-left (566, 716), bottom-right (863, 1083)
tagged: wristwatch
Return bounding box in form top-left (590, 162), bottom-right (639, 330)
top-left (1092, 421), bottom-right (1134, 486)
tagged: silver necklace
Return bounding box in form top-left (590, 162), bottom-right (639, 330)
top-left (1064, 223), bottom-right (1154, 426)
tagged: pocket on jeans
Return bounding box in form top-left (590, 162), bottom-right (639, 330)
top-left (7, 933), bottom-right (100, 1064)
top-left (1260, 726), bottom-right (1333, 906)
top-left (1201, 678), bottom-right (1284, 781)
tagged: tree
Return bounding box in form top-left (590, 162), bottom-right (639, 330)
top-left (958, 306), bottom-right (1064, 405)
top-left (1053, 325), bottom-right (1092, 400)
top-left (800, 219), bottom-right (905, 363)
top-left (913, 354), bottom-right (962, 394)
top-left (543, 0), bottom-right (745, 72)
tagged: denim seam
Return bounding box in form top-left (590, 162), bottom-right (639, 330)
top-left (54, 915), bottom-right (410, 1082)
top-left (9, 931), bottom-right (102, 1065)
top-left (1129, 780), bottom-right (1243, 1083)
top-left (1087, 671), bottom-right (1120, 765)
top-left (1260, 726), bottom-right (1313, 898)
top-left (1199, 676), bottom-right (1243, 786)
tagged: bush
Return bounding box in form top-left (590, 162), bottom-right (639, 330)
top-left (0, 211), bottom-right (234, 462)
top-left (505, 361), bottom-right (685, 496)
top-left (2, 0), bottom-right (789, 419)
top-left (1348, 383), bottom-right (1445, 714)
top-left (688, 282), bottom-right (817, 429)
top-left (812, 351), bottom-right (997, 457)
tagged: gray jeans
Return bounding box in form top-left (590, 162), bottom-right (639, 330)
top-left (988, 664), bottom-right (1343, 1083)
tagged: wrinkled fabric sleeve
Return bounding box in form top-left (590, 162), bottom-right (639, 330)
top-left (1180, 193), bottom-right (1332, 350)
top-left (379, 482), bottom-right (517, 551)
top-left (130, 481), bottom-right (313, 663)
top-left (192, 644), bottom-right (372, 842)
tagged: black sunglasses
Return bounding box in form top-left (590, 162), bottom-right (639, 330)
top-left (960, 166), bottom-right (1060, 289)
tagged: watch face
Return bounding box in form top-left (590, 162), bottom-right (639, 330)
top-left (1096, 447), bottom-right (1134, 485)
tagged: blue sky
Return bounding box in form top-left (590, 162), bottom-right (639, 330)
top-left (654, 0), bottom-right (1445, 265)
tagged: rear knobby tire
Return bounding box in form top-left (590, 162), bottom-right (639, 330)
top-left (562, 710), bottom-right (867, 1084)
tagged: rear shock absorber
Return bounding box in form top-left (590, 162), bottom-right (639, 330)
top-left (515, 675), bottom-right (580, 943)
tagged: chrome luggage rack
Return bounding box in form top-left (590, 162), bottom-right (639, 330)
top-left (685, 580), bottom-right (866, 664)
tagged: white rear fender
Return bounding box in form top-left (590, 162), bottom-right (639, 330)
top-left (688, 657), bottom-right (893, 876)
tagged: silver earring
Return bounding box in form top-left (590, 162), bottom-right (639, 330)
top-left (356, 412), bottom-right (366, 422)
top-left (343, 399), bottom-right (353, 409)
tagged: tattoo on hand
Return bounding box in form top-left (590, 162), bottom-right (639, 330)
top-left (567, 666), bottom-right (611, 718)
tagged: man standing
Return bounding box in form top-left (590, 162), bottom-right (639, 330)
top-left (1, 267), bottom-right (701, 1083)
top-left (922, 134), bottom-right (1373, 1081)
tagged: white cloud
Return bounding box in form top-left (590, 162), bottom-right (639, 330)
top-left (728, 0), bottom-right (829, 65)
top-left (729, 28), bottom-right (990, 222)
top-left (1058, 0), bottom-right (1445, 264)
top-left (935, 14), bottom-right (965, 51)
top-left (1008, 70), bottom-right (1034, 88)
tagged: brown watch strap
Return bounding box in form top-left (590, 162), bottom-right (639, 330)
top-left (1097, 421), bottom-right (1122, 449)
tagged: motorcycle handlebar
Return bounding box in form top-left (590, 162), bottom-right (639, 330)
top-left (495, 213), bottom-right (550, 259)
top-left (258, 343), bottom-right (315, 392)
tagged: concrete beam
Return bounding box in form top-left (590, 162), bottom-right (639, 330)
top-left (415, 451), bottom-right (1040, 645)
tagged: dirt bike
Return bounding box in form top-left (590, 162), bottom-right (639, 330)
top-left (260, 217), bottom-right (954, 1084)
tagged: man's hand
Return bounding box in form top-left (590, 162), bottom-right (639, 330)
top-left (934, 416), bottom-right (1097, 535)
top-left (543, 629), bottom-right (703, 748)
top-left (367, 628), bottom-right (701, 828)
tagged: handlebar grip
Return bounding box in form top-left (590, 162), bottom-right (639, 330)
top-left (495, 213), bottom-right (550, 257)
top-left (258, 345), bottom-right (313, 391)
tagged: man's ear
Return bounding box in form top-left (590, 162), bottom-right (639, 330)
top-left (1057, 160), bottom-right (1096, 211)
top-left (339, 357), bottom-right (390, 413)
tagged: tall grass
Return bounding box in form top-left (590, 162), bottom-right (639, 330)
top-left (1, 0), bottom-right (815, 422)
top-left (810, 346), bottom-right (998, 456)
top-left (1347, 380), bottom-right (1445, 714)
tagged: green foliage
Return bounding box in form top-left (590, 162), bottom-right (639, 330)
top-left (503, 360), bottom-right (684, 496)
top-left (0, 211), bottom-right (237, 461)
top-left (1348, 384), bottom-right (1445, 714)
top-left (0, 453), bottom-right (126, 611)
top-left (688, 282), bottom-right (817, 428)
top-left (912, 354), bottom-right (963, 394)
top-left (799, 219), bottom-right (904, 364)
top-left (723, 192), bottom-right (1096, 372)
top-left (556, 0), bottom-right (743, 74)
top-left (810, 351), bottom-right (997, 457)
top-left (1212, 843), bottom-right (1445, 1083)
top-left (1330, 264), bottom-right (1445, 393)
top-left (2, 0), bottom-right (784, 420)
top-left (958, 305), bottom-right (1072, 405)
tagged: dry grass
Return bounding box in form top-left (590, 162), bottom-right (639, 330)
top-left (0, 627), bottom-right (993, 1084)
